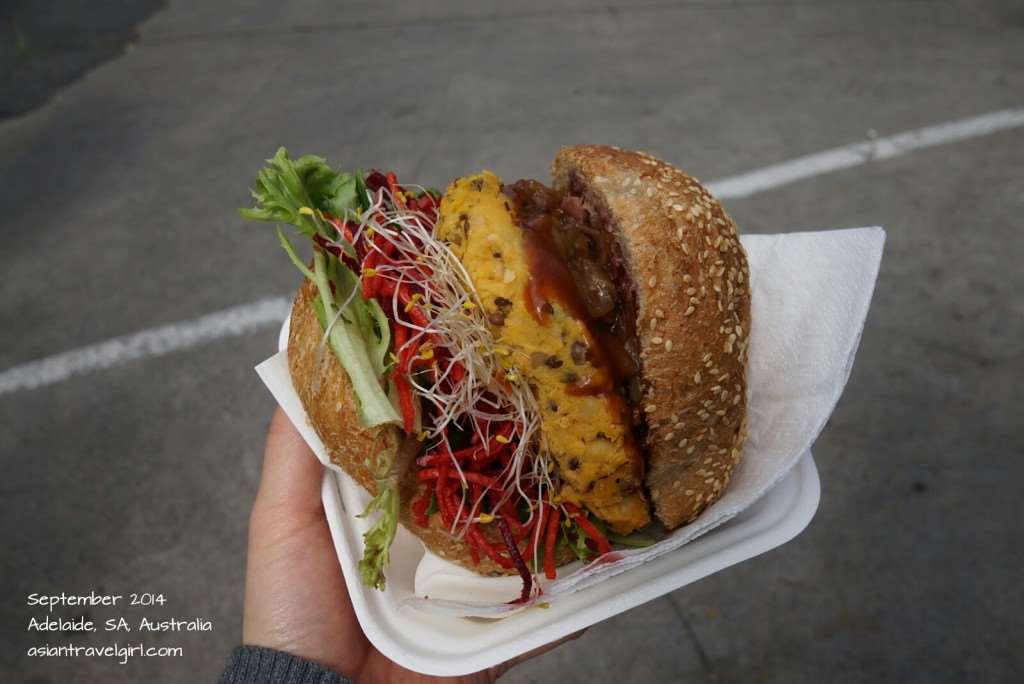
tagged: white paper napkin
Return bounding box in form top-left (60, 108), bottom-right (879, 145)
top-left (256, 226), bottom-right (885, 617)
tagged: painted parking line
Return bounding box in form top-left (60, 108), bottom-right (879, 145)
top-left (0, 297), bottom-right (291, 395)
top-left (2, 107), bottom-right (1022, 396)
top-left (707, 107), bottom-right (1024, 198)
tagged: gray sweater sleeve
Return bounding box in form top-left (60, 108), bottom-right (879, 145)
top-left (218, 646), bottom-right (353, 684)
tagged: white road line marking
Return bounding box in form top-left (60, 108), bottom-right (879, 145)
top-left (0, 297), bottom-right (291, 395)
top-left (706, 107), bottom-right (1024, 199)
top-left (2, 107), bottom-right (1023, 396)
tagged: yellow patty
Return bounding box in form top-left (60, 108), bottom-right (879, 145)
top-left (437, 171), bottom-right (650, 534)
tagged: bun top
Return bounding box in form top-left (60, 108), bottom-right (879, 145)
top-left (552, 146), bottom-right (751, 529)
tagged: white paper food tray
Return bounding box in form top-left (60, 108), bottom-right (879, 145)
top-left (320, 451), bottom-right (818, 676)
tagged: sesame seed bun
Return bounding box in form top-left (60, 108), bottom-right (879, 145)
top-left (551, 146), bottom-right (751, 529)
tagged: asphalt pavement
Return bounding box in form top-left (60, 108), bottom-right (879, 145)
top-left (1, 1), bottom-right (1022, 682)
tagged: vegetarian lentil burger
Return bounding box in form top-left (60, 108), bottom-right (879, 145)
top-left (241, 145), bottom-right (751, 602)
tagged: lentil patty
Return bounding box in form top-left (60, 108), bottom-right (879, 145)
top-left (437, 171), bottom-right (650, 534)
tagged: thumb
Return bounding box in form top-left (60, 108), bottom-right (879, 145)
top-left (252, 408), bottom-right (324, 523)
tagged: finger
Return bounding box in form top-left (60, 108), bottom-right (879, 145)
top-left (253, 407), bottom-right (324, 520)
top-left (489, 628), bottom-right (587, 679)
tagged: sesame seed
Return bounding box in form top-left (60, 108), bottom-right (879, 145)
top-left (664, 432), bottom-right (675, 442)
top-left (684, 305), bottom-right (695, 316)
top-left (673, 203), bottom-right (684, 212)
top-left (693, 371), bottom-right (702, 384)
top-left (648, 275), bottom-right (658, 287)
top-left (687, 445), bottom-right (696, 454)
top-left (652, 336), bottom-right (663, 344)
top-left (665, 339), bottom-right (673, 351)
top-left (655, 308), bottom-right (665, 318)
top-left (645, 404), bottom-right (657, 413)
top-left (683, 274), bottom-right (692, 283)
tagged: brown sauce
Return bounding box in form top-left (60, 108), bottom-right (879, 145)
top-left (503, 179), bottom-right (641, 388)
top-left (502, 179), bottom-right (646, 477)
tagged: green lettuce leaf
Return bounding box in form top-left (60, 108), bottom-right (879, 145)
top-left (561, 520), bottom-right (593, 562)
top-left (322, 172), bottom-right (360, 218)
top-left (241, 147), bottom-right (398, 429)
top-left (239, 147), bottom-right (325, 237)
top-left (357, 472), bottom-right (399, 591)
top-left (309, 288), bottom-right (398, 428)
top-left (241, 146), bottom-right (404, 589)
top-left (240, 147), bottom-right (368, 234)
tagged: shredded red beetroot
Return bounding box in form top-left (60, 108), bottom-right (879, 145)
top-left (312, 233), bottom-right (342, 256)
top-left (497, 518), bottom-right (533, 603)
top-left (364, 170), bottom-right (389, 193)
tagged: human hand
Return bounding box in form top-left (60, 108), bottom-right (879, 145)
top-left (243, 408), bottom-right (579, 683)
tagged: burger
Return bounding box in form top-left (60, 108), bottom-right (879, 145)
top-left (241, 145), bottom-right (751, 602)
